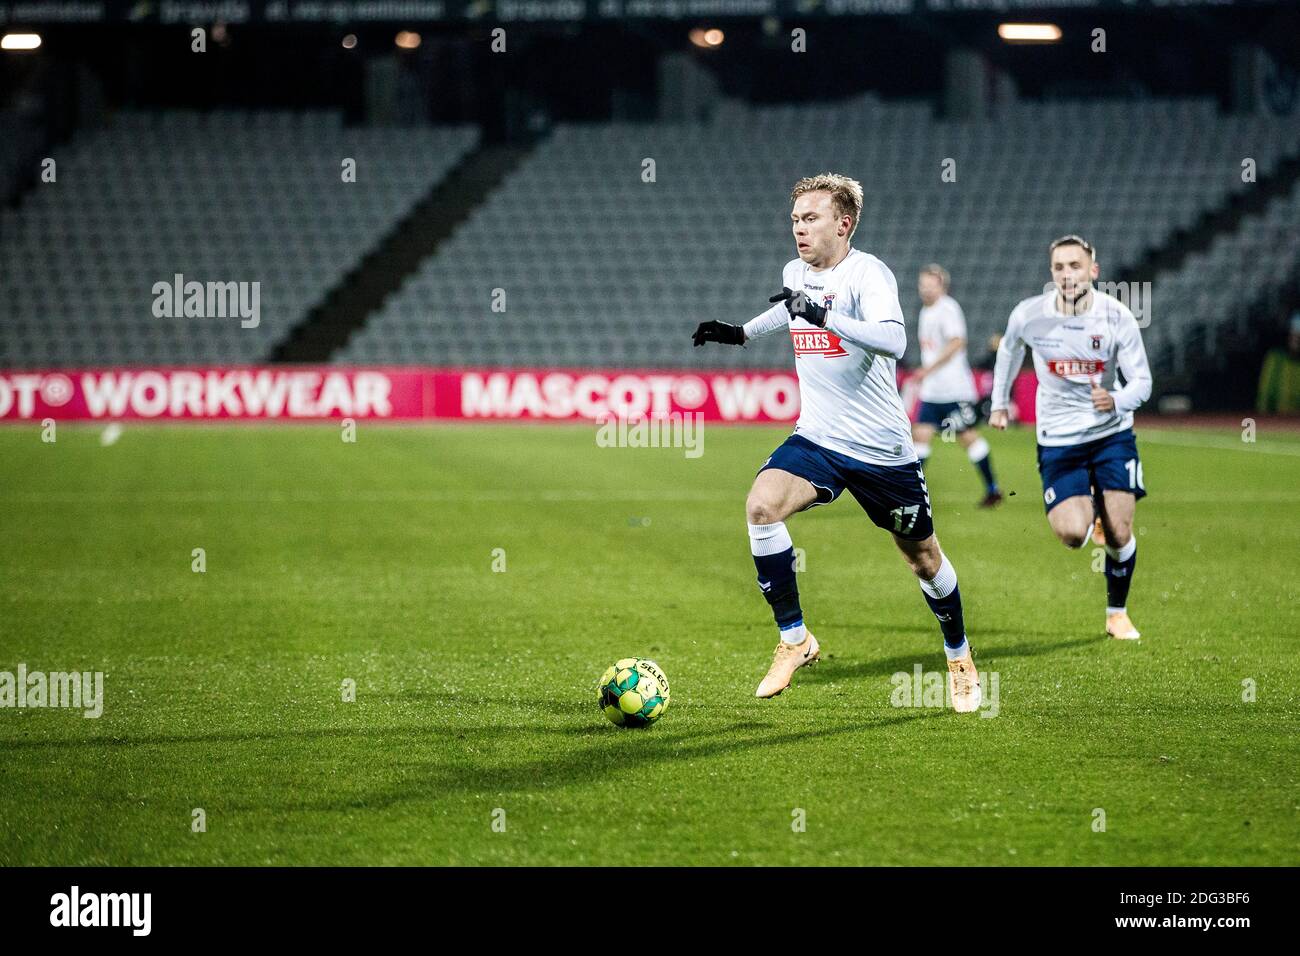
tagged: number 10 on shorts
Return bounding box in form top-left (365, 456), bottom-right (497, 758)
top-left (1125, 458), bottom-right (1145, 491)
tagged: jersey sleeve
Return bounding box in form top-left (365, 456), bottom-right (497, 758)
top-left (822, 258), bottom-right (906, 359)
top-left (991, 303), bottom-right (1027, 412)
top-left (743, 261), bottom-right (797, 341)
top-left (1110, 312), bottom-right (1153, 414)
top-left (944, 300), bottom-right (968, 342)
top-left (742, 302), bottom-right (788, 341)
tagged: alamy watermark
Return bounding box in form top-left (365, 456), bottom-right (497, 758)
top-left (152, 273), bottom-right (260, 328)
top-left (595, 412), bottom-right (704, 459)
top-left (890, 663), bottom-right (1000, 718)
top-left (1039, 280), bottom-right (1152, 328)
top-left (50, 886), bottom-right (150, 935)
top-left (1, 664), bottom-right (104, 718)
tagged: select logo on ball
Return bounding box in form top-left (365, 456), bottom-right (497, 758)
top-left (596, 657), bottom-right (670, 729)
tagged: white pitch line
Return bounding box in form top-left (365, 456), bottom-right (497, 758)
top-left (1154, 492), bottom-right (1300, 503)
top-left (1139, 431), bottom-right (1300, 457)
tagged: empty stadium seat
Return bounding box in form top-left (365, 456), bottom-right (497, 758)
top-left (0, 110), bottom-right (478, 366)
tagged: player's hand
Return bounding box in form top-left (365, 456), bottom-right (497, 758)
top-left (988, 409), bottom-right (1009, 430)
top-left (770, 287), bottom-right (827, 328)
top-left (1090, 385), bottom-right (1116, 413)
top-left (692, 321), bottom-right (745, 347)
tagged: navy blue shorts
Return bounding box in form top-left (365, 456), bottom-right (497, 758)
top-left (758, 433), bottom-right (934, 540)
top-left (916, 400), bottom-right (977, 433)
top-left (1036, 428), bottom-right (1147, 513)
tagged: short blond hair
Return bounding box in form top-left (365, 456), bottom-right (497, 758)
top-left (919, 263), bottom-right (950, 290)
top-left (791, 173), bottom-right (863, 239)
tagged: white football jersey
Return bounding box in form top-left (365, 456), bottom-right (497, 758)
top-left (918, 294), bottom-right (977, 403)
top-left (743, 249), bottom-right (915, 466)
top-left (991, 288), bottom-right (1152, 447)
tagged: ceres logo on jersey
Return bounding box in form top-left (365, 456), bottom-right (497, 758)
top-left (791, 328), bottom-right (849, 358)
top-left (1047, 359), bottom-right (1106, 379)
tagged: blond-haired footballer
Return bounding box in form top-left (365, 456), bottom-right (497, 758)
top-left (692, 174), bottom-right (980, 711)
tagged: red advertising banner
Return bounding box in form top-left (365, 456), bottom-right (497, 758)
top-left (0, 366), bottom-right (1038, 423)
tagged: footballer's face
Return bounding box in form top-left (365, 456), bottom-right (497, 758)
top-left (918, 273), bottom-right (944, 307)
top-left (1050, 243), bottom-right (1100, 301)
top-left (791, 191), bottom-right (851, 268)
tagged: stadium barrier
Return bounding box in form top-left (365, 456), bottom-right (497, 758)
top-left (0, 367), bottom-right (1038, 423)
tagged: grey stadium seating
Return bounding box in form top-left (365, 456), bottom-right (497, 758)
top-left (1147, 178), bottom-right (1300, 375)
top-left (339, 93), bottom-right (1300, 371)
top-left (2, 97), bottom-right (1296, 376)
top-left (0, 110), bottom-right (478, 366)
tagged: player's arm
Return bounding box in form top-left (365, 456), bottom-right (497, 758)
top-left (827, 274), bottom-right (907, 358)
top-left (770, 280), bottom-right (906, 359)
top-left (916, 337), bottom-right (966, 380)
top-left (916, 303), bottom-right (967, 379)
top-left (989, 309), bottom-right (1027, 429)
top-left (691, 291), bottom-right (790, 348)
top-left (1103, 314), bottom-right (1153, 413)
top-left (742, 300), bottom-right (790, 341)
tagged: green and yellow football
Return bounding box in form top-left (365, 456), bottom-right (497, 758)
top-left (596, 657), bottom-right (670, 728)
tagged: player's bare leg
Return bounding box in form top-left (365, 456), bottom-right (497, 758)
top-left (956, 427), bottom-right (1002, 508)
top-left (1049, 493), bottom-right (1139, 638)
top-left (1047, 495), bottom-right (1095, 549)
top-left (1098, 490), bottom-right (1140, 640)
top-left (893, 533), bottom-right (981, 713)
top-left (746, 469), bottom-right (821, 698)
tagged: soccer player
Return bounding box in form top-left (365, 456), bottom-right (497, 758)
top-left (691, 173), bottom-right (980, 711)
top-left (989, 235), bottom-right (1152, 640)
top-left (912, 264), bottom-right (1002, 507)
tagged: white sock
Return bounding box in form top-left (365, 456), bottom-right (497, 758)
top-left (918, 554), bottom-right (958, 599)
top-left (747, 521), bottom-right (792, 556)
top-left (1106, 606), bottom-right (1127, 616)
top-left (966, 437), bottom-right (990, 462)
top-left (1104, 538), bottom-right (1136, 562)
top-left (922, 557), bottom-right (964, 657)
top-left (779, 622), bottom-right (806, 644)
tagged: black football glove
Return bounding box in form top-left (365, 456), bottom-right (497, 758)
top-left (770, 287), bottom-right (828, 328)
top-left (692, 321), bottom-right (746, 347)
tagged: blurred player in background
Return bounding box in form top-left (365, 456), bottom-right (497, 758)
top-left (990, 235), bottom-right (1152, 640)
top-left (911, 265), bottom-right (1002, 508)
top-left (692, 174), bottom-right (980, 711)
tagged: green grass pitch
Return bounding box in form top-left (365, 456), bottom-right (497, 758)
top-left (1, 420), bottom-right (1297, 866)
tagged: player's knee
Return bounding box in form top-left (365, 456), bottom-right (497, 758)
top-left (911, 551), bottom-right (942, 579)
top-left (745, 493), bottom-right (782, 526)
top-left (1058, 528), bottom-right (1089, 549)
top-left (901, 538), bottom-right (943, 578)
top-left (1104, 523), bottom-right (1133, 549)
